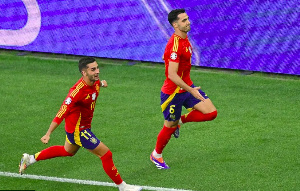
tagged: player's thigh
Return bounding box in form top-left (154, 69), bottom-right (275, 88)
top-left (65, 129), bottom-right (101, 154)
top-left (64, 140), bottom-right (80, 155)
top-left (193, 98), bottom-right (216, 114)
top-left (88, 142), bottom-right (110, 158)
top-left (161, 92), bottom-right (186, 123)
top-left (164, 119), bottom-right (179, 128)
top-left (184, 87), bottom-right (216, 114)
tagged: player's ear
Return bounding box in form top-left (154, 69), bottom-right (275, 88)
top-left (172, 21), bottom-right (178, 28)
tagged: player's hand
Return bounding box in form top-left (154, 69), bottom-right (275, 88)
top-left (190, 86), bottom-right (205, 102)
top-left (101, 80), bottom-right (108, 88)
top-left (41, 135), bottom-right (50, 144)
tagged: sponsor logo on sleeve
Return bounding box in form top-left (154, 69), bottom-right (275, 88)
top-left (170, 52), bottom-right (177, 60)
top-left (65, 97), bottom-right (72, 105)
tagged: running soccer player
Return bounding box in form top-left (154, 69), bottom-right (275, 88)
top-left (150, 9), bottom-right (218, 169)
top-left (19, 57), bottom-right (142, 191)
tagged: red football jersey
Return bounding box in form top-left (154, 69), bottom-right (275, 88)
top-left (53, 78), bottom-right (100, 133)
top-left (161, 33), bottom-right (193, 95)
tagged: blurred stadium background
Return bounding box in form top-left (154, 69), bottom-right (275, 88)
top-left (1, 0), bottom-right (299, 75)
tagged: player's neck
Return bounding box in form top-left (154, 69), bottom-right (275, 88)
top-left (174, 31), bottom-right (187, 39)
top-left (82, 77), bottom-right (94, 86)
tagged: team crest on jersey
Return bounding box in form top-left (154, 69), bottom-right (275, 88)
top-left (65, 97), bottom-right (72, 105)
top-left (92, 93), bottom-right (96, 100)
top-left (90, 137), bottom-right (98, 144)
top-left (96, 84), bottom-right (100, 93)
top-left (170, 52), bottom-right (177, 60)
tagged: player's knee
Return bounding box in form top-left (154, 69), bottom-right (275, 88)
top-left (65, 150), bottom-right (75, 157)
top-left (207, 110), bottom-right (218, 121)
top-left (105, 150), bottom-right (112, 158)
top-left (63, 148), bottom-right (75, 157)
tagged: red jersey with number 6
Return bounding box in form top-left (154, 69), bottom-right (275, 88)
top-left (53, 78), bottom-right (100, 133)
top-left (161, 33), bottom-right (194, 95)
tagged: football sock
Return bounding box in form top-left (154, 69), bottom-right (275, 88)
top-left (155, 125), bottom-right (177, 154)
top-left (35, 145), bottom-right (73, 161)
top-left (152, 149), bottom-right (162, 158)
top-left (100, 150), bottom-right (123, 185)
top-left (179, 118), bottom-right (183, 125)
top-left (28, 155), bottom-right (36, 166)
top-left (181, 110), bottom-right (217, 124)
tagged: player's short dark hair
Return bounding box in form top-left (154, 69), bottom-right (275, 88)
top-left (168, 9), bottom-right (186, 26)
top-left (78, 57), bottom-right (96, 73)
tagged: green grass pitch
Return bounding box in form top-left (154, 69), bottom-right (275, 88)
top-left (0, 50), bottom-right (299, 191)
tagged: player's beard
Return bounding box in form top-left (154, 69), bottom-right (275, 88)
top-left (179, 24), bottom-right (190, 33)
top-left (87, 73), bottom-right (99, 83)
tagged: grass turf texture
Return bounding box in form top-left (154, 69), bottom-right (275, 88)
top-left (0, 51), bottom-right (299, 190)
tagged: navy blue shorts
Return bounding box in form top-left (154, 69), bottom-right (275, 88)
top-left (66, 128), bottom-right (101, 150)
top-left (160, 85), bottom-right (209, 121)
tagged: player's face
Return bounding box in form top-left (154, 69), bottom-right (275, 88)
top-left (84, 61), bottom-right (100, 83)
top-left (175, 13), bottom-right (191, 33)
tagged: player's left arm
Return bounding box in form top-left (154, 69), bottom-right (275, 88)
top-left (168, 61), bottom-right (205, 102)
top-left (41, 93), bottom-right (78, 144)
top-left (100, 80), bottom-right (108, 88)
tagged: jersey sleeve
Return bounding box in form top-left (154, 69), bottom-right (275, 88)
top-left (168, 36), bottom-right (182, 63)
top-left (52, 84), bottom-right (83, 125)
top-left (52, 93), bottom-right (76, 125)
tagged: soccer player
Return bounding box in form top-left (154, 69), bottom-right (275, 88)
top-left (150, 9), bottom-right (218, 169)
top-left (19, 57), bottom-right (142, 191)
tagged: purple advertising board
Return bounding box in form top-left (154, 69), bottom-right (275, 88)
top-left (0, 0), bottom-right (299, 75)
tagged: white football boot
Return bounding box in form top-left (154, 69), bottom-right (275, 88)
top-left (19, 153), bottom-right (31, 174)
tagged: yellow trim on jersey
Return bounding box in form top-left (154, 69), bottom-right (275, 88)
top-left (74, 113), bottom-right (82, 147)
top-left (172, 36), bottom-right (179, 52)
top-left (56, 104), bottom-right (67, 118)
top-left (56, 81), bottom-right (85, 119)
top-left (70, 81), bottom-right (84, 97)
top-left (161, 86), bottom-right (181, 112)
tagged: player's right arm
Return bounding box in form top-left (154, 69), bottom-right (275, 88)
top-left (40, 95), bottom-right (74, 144)
top-left (40, 85), bottom-right (80, 144)
top-left (40, 121), bottom-right (59, 144)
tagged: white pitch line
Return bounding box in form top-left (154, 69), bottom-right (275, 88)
top-left (0, 171), bottom-right (194, 191)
